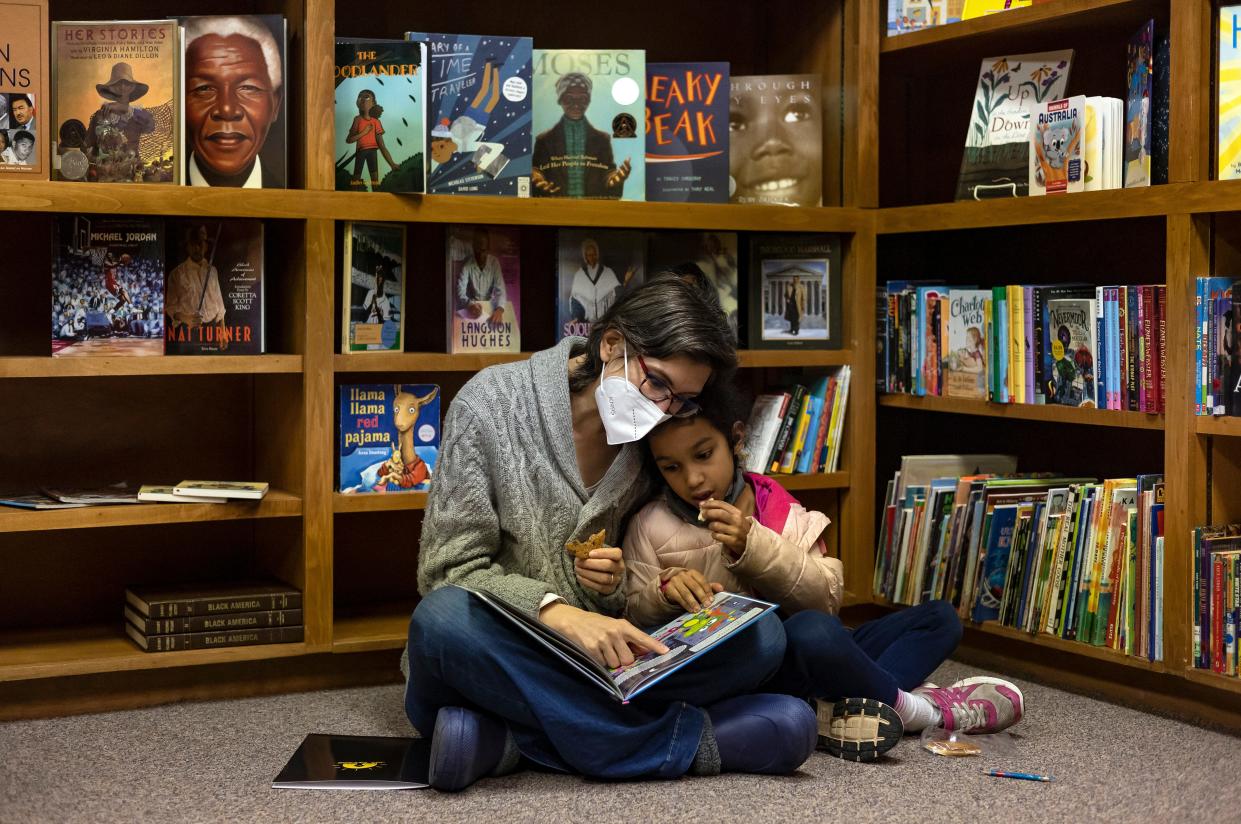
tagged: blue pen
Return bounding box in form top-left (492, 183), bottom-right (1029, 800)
top-left (983, 769), bottom-right (1052, 782)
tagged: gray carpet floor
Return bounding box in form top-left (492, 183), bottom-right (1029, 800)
top-left (2, 659), bottom-right (1239, 824)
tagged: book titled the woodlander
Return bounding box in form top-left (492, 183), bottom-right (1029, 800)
top-left (0, 0), bottom-right (48, 179)
top-left (334, 40), bottom-right (426, 192)
top-left (51, 20), bottom-right (181, 183)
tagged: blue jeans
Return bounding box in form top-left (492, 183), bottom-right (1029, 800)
top-left (766, 601), bottom-right (963, 705)
top-left (404, 586), bottom-right (788, 780)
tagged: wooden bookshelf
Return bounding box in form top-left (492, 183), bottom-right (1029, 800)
top-left (1195, 415), bottom-right (1241, 437)
top-left (0, 355), bottom-right (303, 379)
top-left (0, 490), bottom-right (302, 533)
top-left (969, 621), bottom-right (1165, 673)
top-left (332, 602), bottom-right (418, 653)
top-left (333, 350), bottom-right (854, 374)
top-left (1182, 667), bottom-right (1241, 696)
top-left (879, 394), bottom-right (1165, 430)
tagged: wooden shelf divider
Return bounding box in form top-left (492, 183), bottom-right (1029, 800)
top-left (1194, 415), bottom-right (1241, 437)
top-left (879, 393), bottom-right (1165, 430)
top-left (332, 602), bottom-right (418, 653)
top-left (334, 350), bottom-right (853, 374)
top-left (0, 355), bottom-right (303, 379)
top-left (0, 490), bottom-right (302, 534)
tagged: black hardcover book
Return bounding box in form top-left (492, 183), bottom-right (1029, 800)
top-left (125, 580), bottom-right (301, 618)
top-left (123, 605), bottom-right (301, 635)
top-left (272, 734), bottom-right (430, 790)
top-left (125, 622), bottom-right (303, 652)
top-left (746, 234), bottom-right (842, 350)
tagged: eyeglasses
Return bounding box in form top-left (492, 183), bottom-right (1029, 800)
top-left (636, 355), bottom-right (700, 418)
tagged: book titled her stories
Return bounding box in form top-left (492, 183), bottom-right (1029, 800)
top-left (747, 234), bottom-right (843, 350)
top-left (531, 49), bottom-right (645, 201)
top-left (645, 62), bottom-right (728, 202)
top-left (52, 214), bottom-right (164, 357)
top-left (334, 40), bottom-right (426, 193)
top-left (446, 224), bottom-right (520, 354)
top-left (180, 15), bottom-right (287, 188)
top-left (338, 384), bottom-right (440, 494)
top-left (273, 734), bottom-right (430, 790)
top-left (164, 218), bottom-right (263, 355)
top-left (556, 228), bottom-right (646, 342)
top-left (51, 20), bottom-right (181, 183)
top-left (1029, 96), bottom-right (1084, 196)
top-left (342, 221), bottom-right (405, 354)
top-left (956, 51), bottom-right (1073, 200)
top-left (729, 74), bottom-right (821, 207)
top-left (406, 32), bottom-right (532, 196)
top-left (0, 0), bottom-right (48, 179)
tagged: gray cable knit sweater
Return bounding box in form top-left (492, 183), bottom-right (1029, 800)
top-left (415, 336), bottom-right (653, 618)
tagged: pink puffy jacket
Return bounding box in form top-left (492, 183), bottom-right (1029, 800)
top-left (622, 473), bottom-right (844, 628)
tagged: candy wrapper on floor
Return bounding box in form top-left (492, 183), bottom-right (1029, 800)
top-left (921, 726), bottom-right (1019, 758)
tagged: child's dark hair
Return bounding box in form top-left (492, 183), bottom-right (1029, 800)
top-left (642, 380), bottom-right (751, 475)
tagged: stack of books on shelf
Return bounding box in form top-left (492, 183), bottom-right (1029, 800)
top-left (881, 281), bottom-right (1167, 412)
top-left (0, 481), bottom-right (268, 510)
top-left (1195, 276), bottom-right (1241, 416)
top-left (875, 455), bottom-right (1164, 662)
top-left (1192, 524), bottom-right (1241, 677)
top-left (741, 366), bottom-right (851, 476)
top-left (124, 580), bottom-right (303, 653)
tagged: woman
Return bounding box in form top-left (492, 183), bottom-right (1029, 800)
top-left (404, 276), bottom-right (817, 791)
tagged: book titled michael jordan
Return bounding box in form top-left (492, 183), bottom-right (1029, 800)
top-left (51, 214), bottom-right (165, 357)
top-left (51, 20), bottom-right (181, 183)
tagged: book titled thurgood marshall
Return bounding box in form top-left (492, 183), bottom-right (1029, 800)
top-left (334, 40), bottom-right (426, 192)
top-left (531, 48), bottom-right (646, 201)
top-left (51, 20), bottom-right (181, 183)
top-left (0, 0), bottom-right (49, 179)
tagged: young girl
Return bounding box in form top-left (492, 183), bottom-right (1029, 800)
top-left (347, 90), bottom-right (398, 191)
top-left (622, 384), bottom-right (1025, 760)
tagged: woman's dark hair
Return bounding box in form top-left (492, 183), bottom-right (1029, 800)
top-left (568, 272), bottom-right (737, 393)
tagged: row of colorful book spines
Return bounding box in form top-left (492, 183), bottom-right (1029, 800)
top-left (1192, 529), bottom-right (1241, 675)
top-left (1194, 277), bottom-right (1241, 416)
top-left (754, 369), bottom-right (851, 476)
top-left (881, 282), bottom-right (1168, 413)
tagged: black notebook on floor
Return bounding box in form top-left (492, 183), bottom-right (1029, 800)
top-left (272, 734), bottom-right (431, 790)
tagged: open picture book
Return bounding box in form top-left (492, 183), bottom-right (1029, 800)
top-left (461, 585), bottom-right (777, 703)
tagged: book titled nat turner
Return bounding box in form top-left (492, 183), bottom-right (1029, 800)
top-left (51, 20), bottom-right (181, 183)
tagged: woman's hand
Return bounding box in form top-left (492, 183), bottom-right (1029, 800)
top-left (701, 500), bottom-right (752, 558)
top-left (661, 568), bottom-right (723, 614)
top-left (539, 602), bottom-right (668, 668)
top-left (575, 546), bottom-right (625, 595)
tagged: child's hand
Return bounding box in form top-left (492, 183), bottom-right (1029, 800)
top-left (700, 500), bottom-right (752, 558)
top-left (660, 569), bottom-right (723, 614)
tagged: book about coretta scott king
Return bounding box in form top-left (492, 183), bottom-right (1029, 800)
top-left (338, 384), bottom-right (440, 493)
top-left (273, 734), bottom-right (431, 790)
top-left (464, 586), bottom-right (776, 702)
top-left (334, 40), bottom-right (426, 192)
top-left (164, 218), bottom-right (264, 355)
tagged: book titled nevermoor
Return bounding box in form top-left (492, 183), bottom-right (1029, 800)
top-left (51, 20), bottom-right (181, 183)
top-left (556, 228), bottom-right (646, 341)
top-left (52, 214), bottom-right (165, 357)
top-left (645, 62), bottom-right (729, 202)
top-left (406, 31), bottom-right (532, 196)
top-left (341, 221), bottom-right (405, 354)
top-left (0, 0), bottom-right (48, 179)
top-left (1045, 297), bottom-right (1098, 407)
top-left (273, 734), bottom-right (431, 791)
top-left (164, 218), bottom-right (264, 355)
top-left (180, 15), bottom-right (287, 188)
top-left (125, 580), bottom-right (301, 618)
top-left (334, 40), bottom-right (426, 192)
top-left (338, 384), bottom-right (440, 493)
top-left (531, 49), bottom-right (646, 201)
top-left (747, 234), bottom-right (843, 350)
top-left (445, 224), bottom-right (521, 354)
top-left (729, 74), bottom-right (822, 207)
top-left (464, 586), bottom-right (777, 702)
top-left (956, 51), bottom-right (1073, 200)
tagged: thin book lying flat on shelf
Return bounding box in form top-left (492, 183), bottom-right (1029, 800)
top-left (136, 485), bottom-right (219, 504)
top-left (172, 481), bottom-right (269, 500)
top-left (273, 734), bottom-right (430, 790)
top-left (126, 580), bottom-right (301, 618)
top-left (462, 585), bottom-right (776, 703)
top-left (0, 493), bottom-right (86, 510)
top-left (42, 483), bottom-right (139, 504)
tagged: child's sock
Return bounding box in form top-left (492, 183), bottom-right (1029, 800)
top-left (894, 689), bottom-right (941, 732)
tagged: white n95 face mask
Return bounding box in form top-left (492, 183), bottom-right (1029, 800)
top-left (594, 344), bottom-right (671, 445)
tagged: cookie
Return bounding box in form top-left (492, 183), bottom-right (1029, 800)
top-left (565, 528), bottom-right (607, 559)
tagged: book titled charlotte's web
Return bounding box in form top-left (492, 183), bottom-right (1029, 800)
top-left (338, 384), bottom-right (440, 494)
top-left (405, 32), bottom-right (532, 196)
top-left (645, 62), bottom-right (728, 202)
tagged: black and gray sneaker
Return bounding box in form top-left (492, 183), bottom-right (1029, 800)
top-left (815, 697), bottom-right (904, 762)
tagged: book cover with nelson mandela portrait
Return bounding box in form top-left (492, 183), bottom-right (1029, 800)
top-left (531, 49), bottom-right (645, 201)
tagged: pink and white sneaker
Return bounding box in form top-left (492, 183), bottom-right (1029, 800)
top-left (913, 676), bottom-right (1024, 734)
